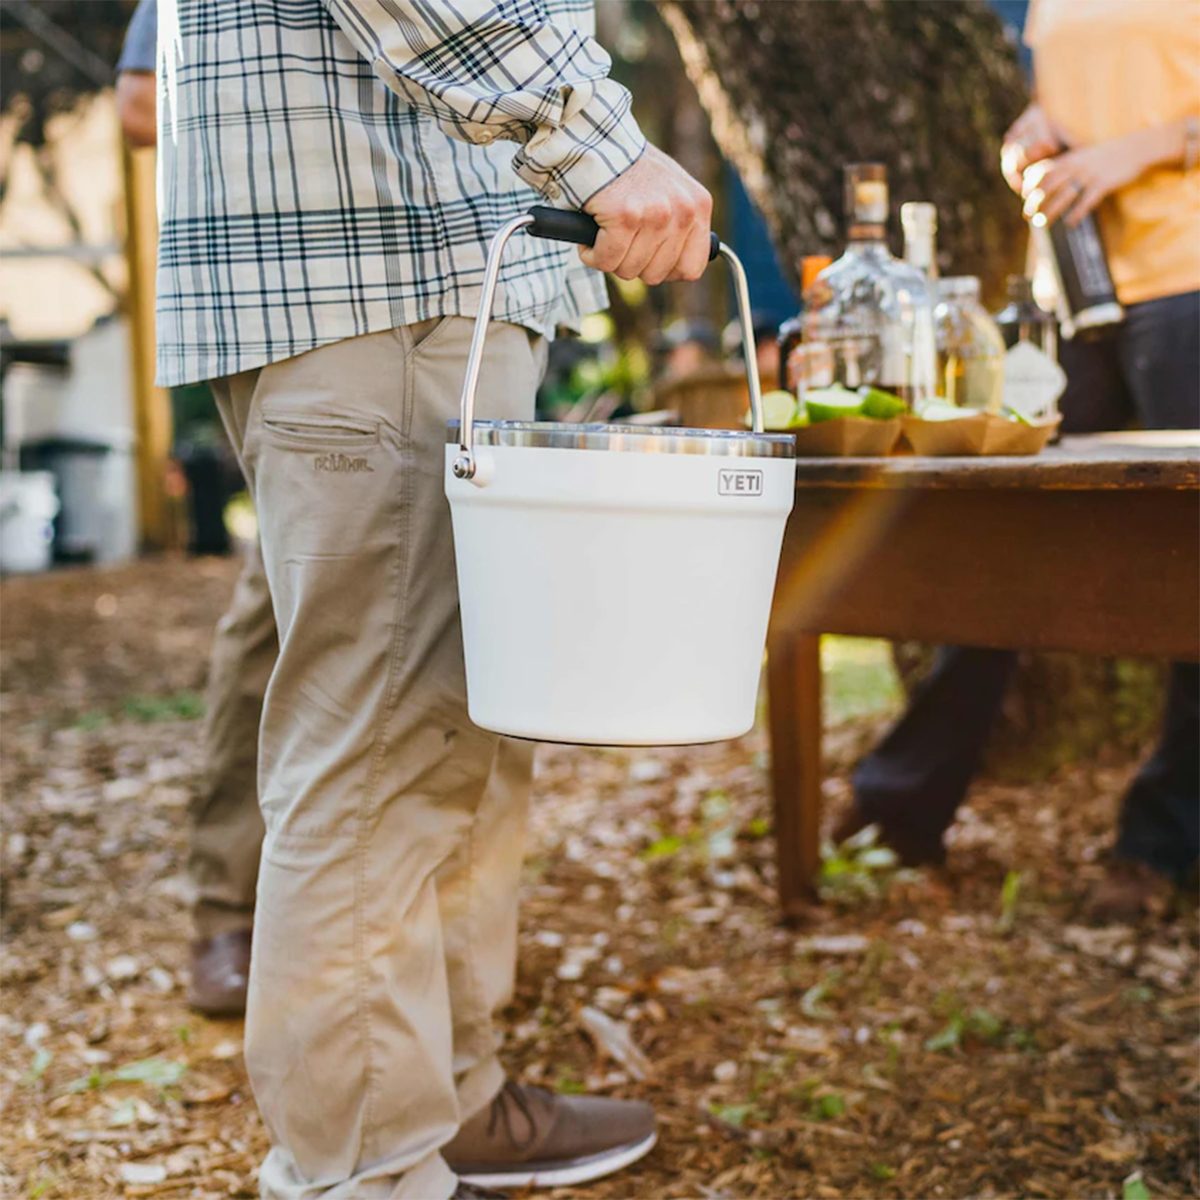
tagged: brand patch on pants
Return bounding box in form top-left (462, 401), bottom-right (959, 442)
top-left (314, 453), bottom-right (374, 474)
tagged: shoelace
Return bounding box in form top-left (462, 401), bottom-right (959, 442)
top-left (484, 1081), bottom-right (550, 1151)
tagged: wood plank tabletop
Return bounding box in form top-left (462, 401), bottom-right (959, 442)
top-left (792, 431), bottom-right (1200, 491)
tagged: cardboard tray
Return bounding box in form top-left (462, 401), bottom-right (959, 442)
top-left (791, 416), bottom-right (902, 457)
top-left (901, 412), bottom-right (1061, 456)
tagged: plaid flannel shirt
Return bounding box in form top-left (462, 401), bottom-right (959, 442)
top-left (155, 0), bottom-right (645, 386)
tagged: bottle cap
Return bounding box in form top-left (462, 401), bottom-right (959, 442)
top-left (844, 163), bottom-right (888, 230)
top-left (800, 255), bottom-right (832, 291)
top-left (900, 202), bottom-right (937, 235)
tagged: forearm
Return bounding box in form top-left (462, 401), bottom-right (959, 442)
top-left (321, 0), bottom-right (645, 206)
top-left (116, 72), bottom-right (157, 148)
top-left (1128, 116), bottom-right (1200, 174)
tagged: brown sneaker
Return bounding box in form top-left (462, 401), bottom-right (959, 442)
top-left (830, 803), bottom-right (946, 868)
top-left (444, 1081), bottom-right (656, 1189)
top-left (188, 929), bottom-right (252, 1016)
top-left (1084, 859), bottom-right (1175, 924)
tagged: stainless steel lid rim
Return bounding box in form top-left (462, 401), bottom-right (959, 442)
top-left (445, 419), bottom-right (796, 459)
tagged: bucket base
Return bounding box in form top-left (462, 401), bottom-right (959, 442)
top-left (467, 713), bottom-right (756, 748)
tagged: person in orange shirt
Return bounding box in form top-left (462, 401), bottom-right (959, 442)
top-left (836, 0), bottom-right (1199, 922)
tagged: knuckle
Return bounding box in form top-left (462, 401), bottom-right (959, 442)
top-left (617, 203), bottom-right (644, 227)
top-left (645, 203), bottom-right (671, 229)
top-left (673, 199), bottom-right (698, 225)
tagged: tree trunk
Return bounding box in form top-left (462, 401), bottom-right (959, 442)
top-left (659, 0), bottom-right (1028, 299)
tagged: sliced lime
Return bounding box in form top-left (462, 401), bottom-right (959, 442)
top-left (805, 386), bottom-right (864, 423)
top-left (755, 389), bottom-right (799, 431)
top-left (858, 387), bottom-right (906, 420)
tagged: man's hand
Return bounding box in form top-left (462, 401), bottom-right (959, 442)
top-left (1021, 134), bottom-right (1150, 228)
top-left (581, 145), bottom-right (713, 285)
top-left (1000, 103), bottom-right (1063, 195)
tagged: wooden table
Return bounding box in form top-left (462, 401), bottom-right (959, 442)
top-left (766, 432), bottom-right (1200, 920)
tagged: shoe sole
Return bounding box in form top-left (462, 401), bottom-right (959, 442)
top-left (457, 1130), bottom-right (657, 1189)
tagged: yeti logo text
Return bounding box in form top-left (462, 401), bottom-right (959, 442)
top-left (718, 469), bottom-right (763, 497)
top-left (314, 453), bottom-right (374, 474)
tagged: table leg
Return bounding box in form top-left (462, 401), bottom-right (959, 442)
top-left (767, 628), bottom-right (823, 921)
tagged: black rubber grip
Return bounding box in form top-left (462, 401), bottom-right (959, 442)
top-left (526, 206), bottom-right (720, 262)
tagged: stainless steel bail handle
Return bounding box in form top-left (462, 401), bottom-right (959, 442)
top-left (451, 210), bottom-right (765, 482)
top-left (717, 241), bottom-right (764, 433)
top-left (452, 212), bottom-right (534, 482)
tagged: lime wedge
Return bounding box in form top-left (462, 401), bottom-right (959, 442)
top-left (805, 386), bottom-right (864, 423)
top-left (858, 387), bottom-right (906, 420)
top-left (757, 389), bottom-right (800, 431)
top-left (918, 400), bottom-right (972, 422)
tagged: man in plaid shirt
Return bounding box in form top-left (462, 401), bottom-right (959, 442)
top-left (156, 2), bottom-right (712, 1196)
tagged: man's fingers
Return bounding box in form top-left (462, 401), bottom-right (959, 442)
top-left (640, 235), bottom-right (687, 287)
top-left (666, 224), bottom-right (712, 283)
top-left (615, 223), bottom-right (680, 281)
top-left (580, 223), bottom-right (634, 274)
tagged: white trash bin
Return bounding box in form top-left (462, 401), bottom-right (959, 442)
top-left (445, 210), bottom-right (796, 745)
top-left (0, 471), bottom-right (59, 574)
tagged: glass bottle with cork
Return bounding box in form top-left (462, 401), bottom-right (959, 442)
top-left (801, 164), bottom-right (936, 409)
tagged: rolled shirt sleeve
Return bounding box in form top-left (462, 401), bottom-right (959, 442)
top-left (321, 0), bottom-right (646, 207)
top-left (117, 0), bottom-right (158, 74)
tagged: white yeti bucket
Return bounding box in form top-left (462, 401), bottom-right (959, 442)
top-left (445, 210), bottom-right (796, 745)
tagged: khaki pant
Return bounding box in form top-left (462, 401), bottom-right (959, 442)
top-left (210, 319), bottom-right (541, 1199)
top-left (192, 538), bottom-right (272, 939)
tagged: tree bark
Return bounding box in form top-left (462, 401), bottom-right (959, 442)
top-left (659, 0), bottom-right (1029, 299)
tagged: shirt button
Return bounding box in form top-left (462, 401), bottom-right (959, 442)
top-left (544, 183), bottom-right (561, 200)
top-left (477, 130), bottom-right (495, 145)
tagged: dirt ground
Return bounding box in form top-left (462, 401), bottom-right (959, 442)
top-left (2, 558), bottom-right (1197, 1200)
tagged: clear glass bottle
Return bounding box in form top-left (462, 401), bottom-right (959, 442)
top-left (779, 255), bottom-right (832, 390)
top-left (901, 202), bottom-right (939, 280)
top-left (994, 275), bottom-right (1066, 423)
top-left (934, 276), bottom-right (1006, 413)
top-left (801, 165), bottom-right (936, 407)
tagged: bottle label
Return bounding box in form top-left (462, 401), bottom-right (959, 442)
top-left (1002, 341), bottom-right (1067, 421)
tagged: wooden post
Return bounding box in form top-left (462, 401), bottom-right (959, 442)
top-left (766, 628), bottom-right (823, 922)
top-left (121, 142), bottom-right (172, 551)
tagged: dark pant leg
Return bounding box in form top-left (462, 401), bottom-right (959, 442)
top-left (1112, 291), bottom-right (1200, 878)
top-left (851, 332), bottom-right (1132, 834)
top-left (853, 646), bottom-right (1018, 836)
top-left (1114, 663), bottom-right (1200, 882)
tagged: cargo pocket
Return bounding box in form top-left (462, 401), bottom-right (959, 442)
top-left (261, 413), bottom-right (380, 452)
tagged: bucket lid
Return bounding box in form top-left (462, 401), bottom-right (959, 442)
top-left (446, 420), bottom-right (794, 459)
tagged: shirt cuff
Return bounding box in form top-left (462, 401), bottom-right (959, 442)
top-left (511, 77), bottom-right (646, 209)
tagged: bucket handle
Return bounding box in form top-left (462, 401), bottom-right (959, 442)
top-left (451, 207), bottom-right (765, 481)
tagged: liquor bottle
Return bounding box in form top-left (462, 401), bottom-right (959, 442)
top-left (802, 165), bottom-right (936, 408)
top-left (934, 277), bottom-right (1006, 413)
top-left (778, 255), bottom-right (832, 390)
top-left (901, 202), bottom-right (938, 280)
top-left (994, 275), bottom-right (1057, 356)
top-left (1032, 214), bottom-right (1123, 339)
top-left (994, 275), bottom-right (1066, 423)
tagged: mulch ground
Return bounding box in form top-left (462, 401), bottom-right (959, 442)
top-left (2, 558), bottom-right (1197, 1200)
